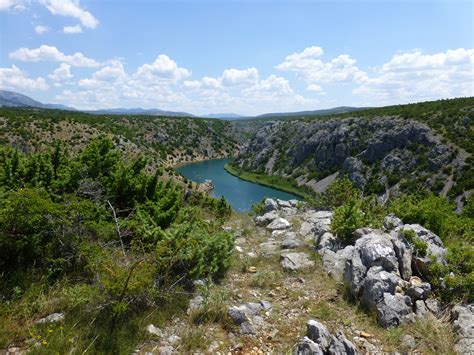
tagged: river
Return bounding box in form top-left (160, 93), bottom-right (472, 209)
top-left (176, 158), bottom-right (300, 212)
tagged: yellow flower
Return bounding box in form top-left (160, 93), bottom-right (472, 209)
top-left (42, 340), bottom-right (48, 345)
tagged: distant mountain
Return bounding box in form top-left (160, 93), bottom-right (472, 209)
top-left (0, 90), bottom-right (369, 120)
top-left (201, 113), bottom-right (247, 120)
top-left (0, 90), bottom-right (46, 108)
top-left (85, 108), bottom-right (195, 117)
top-left (0, 90), bottom-right (193, 117)
top-left (255, 106), bottom-right (368, 119)
top-left (0, 90), bottom-right (77, 111)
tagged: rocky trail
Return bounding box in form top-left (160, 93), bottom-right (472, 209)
top-left (128, 199), bottom-right (472, 354)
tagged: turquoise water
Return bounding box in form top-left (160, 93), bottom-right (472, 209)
top-left (176, 158), bottom-right (300, 212)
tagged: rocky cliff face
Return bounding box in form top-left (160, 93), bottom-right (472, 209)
top-left (235, 117), bottom-right (462, 195)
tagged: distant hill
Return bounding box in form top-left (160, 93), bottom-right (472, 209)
top-left (1, 90), bottom-right (371, 120)
top-left (0, 90), bottom-right (47, 108)
top-left (85, 108), bottom-right (195, 117)
top-left (0, 90), bottom-right (77, 111)
top-left (201, 113), bottom-right (247, 120)
top-left (255, 106), bottom-right (368, 119)
top-left (0, 90), bottom-right (193, 117)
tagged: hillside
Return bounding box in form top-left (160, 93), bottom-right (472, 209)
top-left (0, 107), bottom-right (240, 167)
top-left (231, 98), bottom-right (474, 206)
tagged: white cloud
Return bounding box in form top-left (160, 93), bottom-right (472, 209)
top-left (276, 46), bottom-right (366, 93)
top-left (354, 48), bottom-right (474, 104)
top-left (0, 65), bottom-right (49, 91)
top-left (35, 25), bottom-right (50, 34)
top-left (134, 55), bottom-right (191, 82)
top-left (48, 63), bottom-right (73, 82)
top-left (9, 45), bottom-right (99, 67)
top-left (0, 0), bottom-right (26, 11)
top-left (78, 59), bottom-right (127, 88)
top-left (63, 24), bottom-right (82, 34)
top-left (40, 0), bottom-right (98, 29)
top-left (221, 67), bottom-right (258, 86)
top-left (182, 68), bottom-right (317, 115)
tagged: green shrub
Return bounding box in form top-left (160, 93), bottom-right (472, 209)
top-left (401, 229), bottom-right (428, 256)
top-left (331, 198), bottom-right (367, 244)
top-left (310, 177), bottom-right (360, 209)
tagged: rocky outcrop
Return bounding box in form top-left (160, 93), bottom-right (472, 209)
top-left (295, 320), bottom-right (358, 355)
top-left (394, 224), bottom-right (447, 279)
top-left (315, 221), bottom-right (447, 329)
top-left (235, 117), bottom-right (456, 193)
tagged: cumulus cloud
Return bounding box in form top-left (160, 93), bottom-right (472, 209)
top-left (182, 68), bottom-right (317, 114)
top-left (40, 0), bottom-right (98, 29)
top-left (0, 0), bottom-right (26, 11)
top-left (48, 63), bottom-right (73, 82)
top-left (276, 46), bottom-right (366, 93)
top-left (134, 55), bottom-right (191, 82)
top-left (0, 65), bottom-right (49, 91)
top-left (78, 59), bottom-right (127, 88)
top-left (63, 24), bottom-right (82, 34)
top-left (9, 45), bottom-right (99, 67)
top-left (353, 48), bottom-right (474, 104)
top-left (221, 67), bottom-right (258, 86)
top-left (35, 25), bottom-right (50, 34)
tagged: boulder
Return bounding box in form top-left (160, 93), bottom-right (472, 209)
top-left (289, 199), bottom-right (299, 207)
top-left (282, 234), bottom-right (303, 249)
top-left (280, 252), bottom-right (315, 272)
top-left (258, 241), bottom-right (281, 256)
top-left (383, 214), bottom-right (403, 231)
top-left (36, 313), bottom-right (65, 324)
top-left (396, 224), bottom-right (447, 278)
top-left (328, 331), bottom-right (358, 355)
top-left (376, 293), bottom-right (414, 328)
top-left (415, 300), bottom-right (430, 319)
top-left (264, 198), bottom-right (278, 213)
top-left (304, 320), bottom-right (357, 354)
top-left (255, 211), bottom-right (279, 226)
top-left (344, 249), bottom-right (368, 296)
top-left (277, 199), bottom-right (292, 208)
top-left (315, 232), bottom-right (339, 253)
top-left (354, 229), bottom-right (399, 272)
top-left (451, 304), bottom-right (474, 354)
top-left (294, 336), bottom-right (324, 355)
top-left (360, 267), bottom-right (399, 310)
top-left (227, 301), bottom-right (272, 335)
top-left (299, 221), bottom-right (315, 238)
top-left (425, 298), bottom-right (441, 316)
top-left (306, 320), bottom-right (333, 350)
top-left (322, 246), bottom-right (354, 281)
top-left (266, 217), bottom-right (291, 231)
top-left (389, 232), bottom-right (412, 280)
top-left (406, 282), bottom-right (431, 302)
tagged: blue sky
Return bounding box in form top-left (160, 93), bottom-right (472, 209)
top-left (1, 0), bottom-right (473, 115)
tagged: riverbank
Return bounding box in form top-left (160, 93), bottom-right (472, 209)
top-left (224, 163), bottom-right (312, 199)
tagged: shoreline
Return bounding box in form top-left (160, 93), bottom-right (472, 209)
top-left (223, 163), bottom-right (311, 199)
top-left (172, 156), bottom-right (234, 169)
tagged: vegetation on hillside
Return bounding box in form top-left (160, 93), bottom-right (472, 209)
top-left (234, 97), bottom-right (474, 199)
top-left (0, 107), bottom-right (240, 167)
top-left (0, 137), bottom-right (234, 352)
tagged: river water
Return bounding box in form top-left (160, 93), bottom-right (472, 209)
top-left (176, 158), bottom-right (300, 212)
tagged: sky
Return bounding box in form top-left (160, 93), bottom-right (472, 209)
top-left (0, 0), bottom-right (473, 115)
